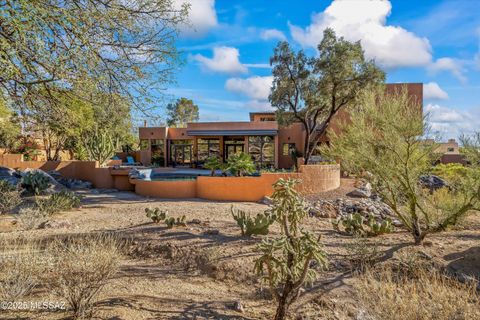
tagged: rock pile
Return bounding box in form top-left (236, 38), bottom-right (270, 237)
top-left (309, 197), bottom-right (402, 227)
top-left (49, 170), bottom-right (93, 189)
top-left (0, 166), bottom-right (21, 186)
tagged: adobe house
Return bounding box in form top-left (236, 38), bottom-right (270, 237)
top-left (139, 83), bottom-right (423, 169)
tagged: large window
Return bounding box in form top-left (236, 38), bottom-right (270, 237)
top-left (140, 139), bottom-right (150, 150)
top-left (248, 136), bottom-right (275, 168)
top-left (170, 140), bottom-right (193, 165)
top-left (151, 139), bottom-right (165, 166)
top-left (197, 138), bottom-right (220, 162)
top-left (282, 143), bottom-right (296, 156)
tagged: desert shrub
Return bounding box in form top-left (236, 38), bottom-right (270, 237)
top-left (36, 191), bottom-right (81, 215)
top-left (332, 213), bottom-right (394, 237)
top-left (21, 171), bottom-right (50, 194)
top-left (345, 236), bottom-right (381, 273)
top-left (46, 234), bottom-right (121, 319)
top-left (0, 236), bottom-right (44, 300)
top-left (356, 267), bottom-right (480, 320)
top-left (255, 179), bottom-right (328, 320)
top-left (203, 156), bottom-right (223, 176)
top-left (226, 152), bottom-right (256, 176)
top-left (231, 206), bottom-right (276, 236)
top-left (165, 215), bottom-right (186, 228)
top-left (0, 180), bottom-right (22, 214)
top-left (180, 247), bottom-right (220, 276)
top-left (145, 207), bottom-right (168, 223)
top-left (431, 163), bottom-right (469, 183)
top-left (17, 207), bottom-right (46, 230)
top-left (321, 89), bottom-right (480, 244)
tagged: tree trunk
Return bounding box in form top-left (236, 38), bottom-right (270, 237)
top-left (274, 296), bottom-right (289, 320)
top-left (412, 222), bottom-right (425, 245)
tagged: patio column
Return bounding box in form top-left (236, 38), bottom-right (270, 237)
top-left (274, 135), bottom-right (279, 169)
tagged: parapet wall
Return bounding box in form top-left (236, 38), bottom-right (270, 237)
top-left (133, 164), bottom-right (340, 202)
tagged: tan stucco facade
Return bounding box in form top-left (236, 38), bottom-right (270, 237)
top-left (139, 83), bottom-right (423, 169)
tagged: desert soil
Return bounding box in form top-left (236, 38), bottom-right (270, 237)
top-left (0, 178), bottom-right (479, 319)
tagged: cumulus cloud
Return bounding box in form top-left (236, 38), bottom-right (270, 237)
top-left (289, 0), bottom-right (432, 69)
top-left (423, 82), bottom-right (449, 100)
top-left (193, 47), bottom-right (247, 74)
top-left (429, 58), bottom-right (467, 83)
top-left (261, 29), bottom-right (287, 41)
top-left (174, 0), bottom-right (218, 37)
top-left (425, 103), bottom-right (480, 138)
top-left (225, 76), bottom-right (273, 100)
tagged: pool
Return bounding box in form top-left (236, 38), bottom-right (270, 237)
top-left (150, 173), bottom-right (199, 181)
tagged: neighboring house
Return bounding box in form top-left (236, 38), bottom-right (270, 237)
top-left (425, 138), bottom-right (467, 165)
top-left (139, 83), bottom-right (423, 169)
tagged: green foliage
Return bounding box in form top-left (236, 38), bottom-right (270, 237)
top-left (254, 179), bottom-right (328, 320)
top-left (21, 172), bottom-right (50, 195)
top-left (226, 152), bottom-right (256, 177)
top-left (269, 28), bottom-right (384, 164)
top-left (0, 181), bottom-right (22, 214)
top-left (36, 191), bottom-right (81, 215)
top-left (83, 127), bottom-right (117, 166)
top-left (231, 206), bottom-right (276, 236)
top-left (345, 236), bottom-right (381, 273)
top-left (165, 215), bottom-right (187, 228)
top-left (1, 0), bottom-right (188, 118)
top-left (145, 207), bottom-right (168, 223)
top-left (203, 156), bottom-right (223, 176)
top-left (0, 100), bottom-right (21, 153)
top-left (321, 88), bottom-right (480, 245)
top-left (332, 213), bottom-right (394, 237)
top-left (166, 98), bottom-right (200, 128)
top-left (431, 163), bottom-right (469, 183)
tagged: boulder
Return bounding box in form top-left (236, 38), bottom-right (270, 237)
top-left (0, 166), bottom-right (22, 186)
top-left (258, 196), bottom-right (273, 205)
top-left (348, 182), bottom-right (372, 198)
top-left (47, 170), bottom-right (93, 190)
top-left (420, 175), bottom-right (447, 190)
top-left (21, 168), bottom-right (66, 194)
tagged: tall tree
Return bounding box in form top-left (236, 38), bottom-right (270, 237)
top-left (321, 88), bottom-right (480, 245)
top-left (166, 97), bottom-right (199, 127)
top-left (0, 0), bottom-right (188, 114)
top-left (0, 97), bottom-right (21, 154)
top-left (269, 28), bottom-right (384, 164)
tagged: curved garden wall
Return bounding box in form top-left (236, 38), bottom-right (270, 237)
top-left (133, 164), bottom-right (340, 201)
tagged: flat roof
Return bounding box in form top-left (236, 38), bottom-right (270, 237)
top-left (186, 129), bottom-right (278, 136)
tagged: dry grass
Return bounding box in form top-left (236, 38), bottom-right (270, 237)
top-left (45, 234), bottom-right (122, 319)
top-left (0, 235), bottom-right (45, 300)
top-left (356, 266), bottom-right (480, 320)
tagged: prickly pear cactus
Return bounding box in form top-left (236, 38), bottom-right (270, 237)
top-left (231, 206), bottom-right (275, 236)
top-left (145, 207), bottom-right (168, 223)
top-left (165, 215), bottom-right (187, 228)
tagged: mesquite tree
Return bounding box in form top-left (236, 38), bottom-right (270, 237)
top-left (269, 28), bottom-right (384, 164)
top-left (321, 87), bottom-right (480, 245)
top-left (255, 179), bottom-right (328, 320)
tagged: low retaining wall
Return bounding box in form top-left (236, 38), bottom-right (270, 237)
top-left (133, 164), bottom-right (340, 201)
top-left (0, 154), bottom-right (123, 189)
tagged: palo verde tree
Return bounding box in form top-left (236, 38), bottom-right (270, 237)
top-left (0, 0), bottom-right (188, 115)
top-left (269, 28), bottom-right (384, 164)
top-left (255, 179), bottom-right (328, 320)
top-left (321, 87), bottom-right (480, 245)
top-left (166, 97), bottom-right (200, 127)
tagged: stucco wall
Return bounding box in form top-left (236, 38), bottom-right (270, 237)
top-left (0, 154), bottom-right (123, 189)
top-left (133, 164), bottom-right (340, 201)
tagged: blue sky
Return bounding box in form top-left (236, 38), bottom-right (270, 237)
top-left (158, 0), bottom-right (480, 139)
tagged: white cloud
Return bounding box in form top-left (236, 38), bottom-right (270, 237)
top-left (174, 0), bottom-right (218, 37)
top-left (425, 103), bottom-right (480, 138)
top-left (246, 100), bottom-right (275, 111)
top-left (225, 76), bottom-right (273, 100)
top-left (423, 82), bottom-right (449, 100)
top-left (429, 58), bottom-right (467, 83)
top-left (289, 0), bottom-right (432, 69)
top-left (261, 29), bottom-right (287, 41)
top-left (193, 46), bottom-right (247, 74)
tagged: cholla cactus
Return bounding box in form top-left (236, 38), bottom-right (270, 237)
top-left (145, 208), bottom-right (168, 223)
top-left (83, 127), bottom-right (117, 167)
top-left (231, 206), bottom-right (275, 236)
top-left (254, 178), bottom-right (328, 320)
